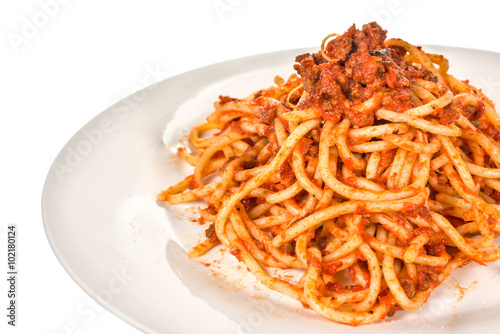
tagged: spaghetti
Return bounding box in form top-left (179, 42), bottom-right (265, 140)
top-left (158, 22), bottom-right (500, 325)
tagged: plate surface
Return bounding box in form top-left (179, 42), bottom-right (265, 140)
top-left (42, 46), bottom-right (500, 333)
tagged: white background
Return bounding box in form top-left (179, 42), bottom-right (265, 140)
top-left (1, 0), bottom-right (500, 333)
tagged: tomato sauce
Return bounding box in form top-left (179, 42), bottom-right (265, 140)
top-left (293, 22), bottom-right (444, 127)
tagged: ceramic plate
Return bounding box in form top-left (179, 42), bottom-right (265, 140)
top-left (42, 46), bottom-right (500, 333)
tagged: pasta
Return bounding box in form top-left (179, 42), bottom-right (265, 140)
top-left (157, 22), bottom-right (500, 325)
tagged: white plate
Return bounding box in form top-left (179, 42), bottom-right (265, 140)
top-left (42, 46), bottom-right (500, 333)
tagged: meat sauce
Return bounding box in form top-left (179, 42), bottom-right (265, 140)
top-left (293, 22), bottom-right (437, 128)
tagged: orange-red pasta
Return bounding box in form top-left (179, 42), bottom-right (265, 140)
top-left (158, 22), bottom-right (500, 325)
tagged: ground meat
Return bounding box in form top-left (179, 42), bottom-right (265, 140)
top-left (205, 223), bottom-right (219, 243)
top-left (479, 123), bottom-right (500, 142)
top-left (218, 95), bottom-right (238, 104)
top-left (294, 52), bottom-right (327, 92)
top-left (241, 197), bottom-right (256, 212)
top-left (399, 276), bottom-right (416, 299)
top-left (258, 105), bottom-right (277, 125)
top-left (438, 104), bottom-right (459, 125)
top-left (445, 216), bottom-right (466, 228)
top-left (297, 137), bottom-right (313, 155)
top-left (324, 34), bottom-right (352, 62)
top-left (345, 51), bottom-right (385, 85)
top-left (378, 294), bottom-right (398, 317)
top-left (350, 22), bottom-right (387, 54)
top-left (453, 100), bottom-right (485, 122)
top-left (281, 242), bottom-right (295, 255)
top-left (425, 232), bottom-right (448, 257)
top-left (293, 22), bottom-right (413, 127)
top-left (416, 265), bottom-right (442, 291)
top-left (279, 161), bottom-right (295, 186)
top-left (345, 109), bottom-right (374, 129)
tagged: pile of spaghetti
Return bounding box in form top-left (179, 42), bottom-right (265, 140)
top-left (158, 22), bottom-right (500, 325)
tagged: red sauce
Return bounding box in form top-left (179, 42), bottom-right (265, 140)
top-left (324, 262), bottom-right (342, 276)
top-left (229, 247), bottom-right (243, 262)
top-left (377, 149), bottom-right (397, 175)
top-left (378, 294), bottom-right (398, 317)
top-left (355, 203), bottom-right (369, 215)
top-left (293, 22), bottom-right (426, 128)
top-left (445, 216), bottom-right (466, 228)
top-left (418, 206), bottom-right (433, 222)
top-left (401, 204), bottom-right (423, 217)
top-left (425, 232), bottom-right (448, 257)
top-left (416, 264), bottom-right (444, 291)
top-left (257, 104), bottom-right (277, 125)
top-left (343, 175), bottom-right (358, 188)
top-left (479, 123), bottom-right (500, 142)
top-left (325, 281), bottom-right (343, 293)
top-left (438, 104), bottom-right (459, 125)
top-left (218, 95), bottom-right (239, 104)
top-left (205, 223), bottom-right (219, 243)
top-left (344, 284), bottom-right (365, 292)
top-left (414, 227), bottom-right (433, 238)
top-left (297, 137), bottom-right (313, 155)
top-left (311, 257), bottom-right (322, 273)
top-left (399, 276), bottom-right (417, 299)
top-left (279, 161), bottom-right (295, 186)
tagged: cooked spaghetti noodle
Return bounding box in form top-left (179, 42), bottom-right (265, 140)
top-left (158, 22), bottom-right (500, 325)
